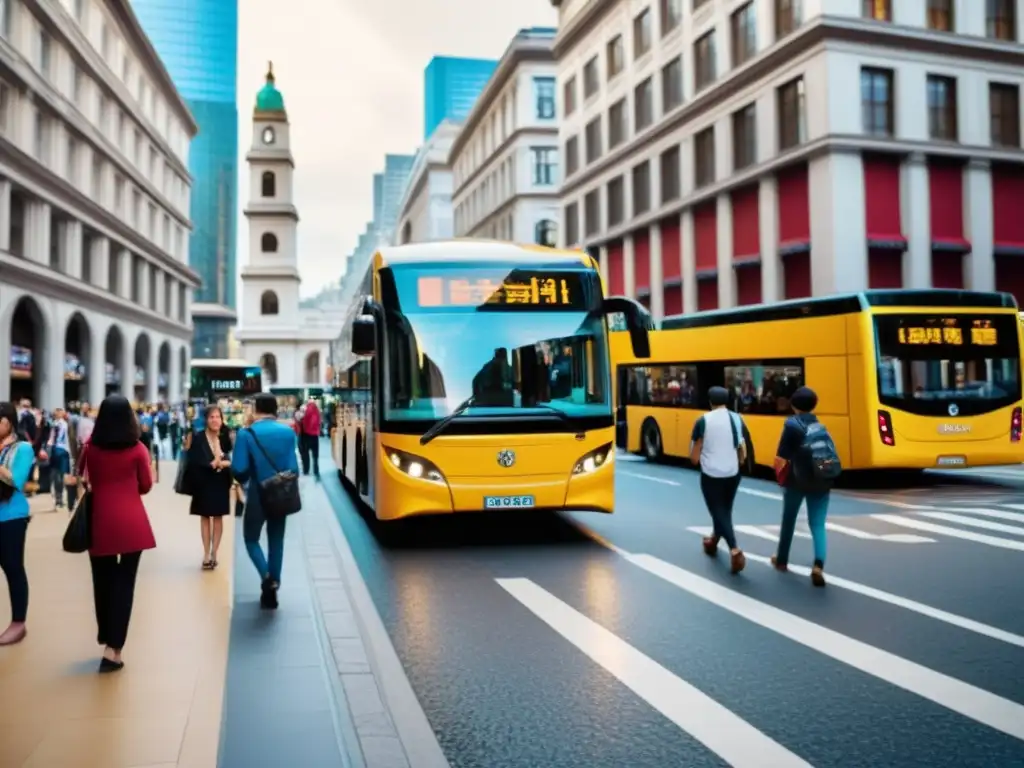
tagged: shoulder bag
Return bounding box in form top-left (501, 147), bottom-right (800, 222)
top-left (62, 449), bottom-right (92, 553)
top-left (246, 428), bottom-right (301, 518)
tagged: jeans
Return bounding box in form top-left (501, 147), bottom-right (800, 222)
top-left (243, 500), bottom-right (287, 584)
top-left (51, 447), bottom-right (71, 506)
top-left (90, 551), bottom-right (142, 650)
top-left (0, 517), bottom-right (29, 623)
top-left (776, 486), bottom-right (830, 566)
top-left (699, 473), bottom-right (741, 549)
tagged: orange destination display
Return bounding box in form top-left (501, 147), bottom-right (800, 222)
top-left (415, 273), bottom-right (581, 309)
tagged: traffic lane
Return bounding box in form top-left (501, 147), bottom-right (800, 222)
top-left (608, 464), bottom-right (1024, 633)
top-left (576, 472), bottom-right (1024, 700)
top-left (325, 469), bottom-right (1023, 768)
top-left (322, 471), bottom-right (722, 768)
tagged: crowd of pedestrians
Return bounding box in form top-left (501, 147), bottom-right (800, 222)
top-left (0, 391), bottom-right (313, 668)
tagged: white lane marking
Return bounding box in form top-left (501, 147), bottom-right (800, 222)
top-left (1002, 504), bottom-right (1024, 512)
top-left (619, 471), bottom-right (681, 486)
top-left (950, 507), bottom-right (1024, 524)
top-left (735, 524), bottom-right (811, 541)
top-left (495, 577), bottom-right (811, 767)
top-left (916, 512), bottom-right (1024, 537)
top-left (744, 522), bottom-right (933, 545)
top-left (621, 553), bottom-right (1024, 741)
top-left (871, 514), bottom-right (1024, 551)
top-left (680, 530), bottom-right (1024, 649)
top-left (738, 487), bottom-right (783, 501)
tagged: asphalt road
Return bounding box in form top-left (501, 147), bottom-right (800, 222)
top-left (323, 451), bottom-right (1024, 768)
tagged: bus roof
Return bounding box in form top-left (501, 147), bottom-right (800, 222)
top-left (660, 289), bottom-right (1018, 331)
top-left (375, 239), bottom-right (592, 267)
top-left (190, 358), bottom-right (257, 367)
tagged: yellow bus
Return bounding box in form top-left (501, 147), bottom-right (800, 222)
top-left (611, 289), bottom-right (1022, 472)
top-left (331, 240), bottom-right (651, 521)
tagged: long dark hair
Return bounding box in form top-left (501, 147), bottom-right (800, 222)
top-left (0, 401), bottom-right (24, 503)
top-left (90, 395), bottom-right (140, 450)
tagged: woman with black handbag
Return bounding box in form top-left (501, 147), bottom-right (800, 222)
top-left (0, 402), bottom-right (34, 646)
top-left (187, 407), bottom-right (233, 570)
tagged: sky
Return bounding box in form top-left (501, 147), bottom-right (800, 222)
top-left (236, 0), bottom-right (558, 297)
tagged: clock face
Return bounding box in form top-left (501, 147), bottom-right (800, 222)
top-left (262, 126), bottom-right (275, 145)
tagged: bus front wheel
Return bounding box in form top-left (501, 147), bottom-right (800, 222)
top-left (641, 419), bottom-right (663, 461)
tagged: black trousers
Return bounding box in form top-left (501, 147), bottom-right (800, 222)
top-left (300, 434), bottom-right (320, 476)
top-left (0, 517), bottom-right (29, 623)
top-left (90, 551), bottom-right (142, 650)
top-left (699, 473), bottom-right (741, 550)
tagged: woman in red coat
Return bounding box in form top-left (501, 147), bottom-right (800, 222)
top-left (79, 394), bottom-right (154, 673)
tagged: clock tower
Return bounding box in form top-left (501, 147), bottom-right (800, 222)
top-left (237, 63), bottom-right (301, 369)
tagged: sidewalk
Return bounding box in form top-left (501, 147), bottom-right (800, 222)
top-left (0, 467), bottom-right (234, 768)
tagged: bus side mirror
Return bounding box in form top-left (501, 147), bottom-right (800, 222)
top-left (351, 315), bottom-right (376, 356)
top-left (602, 297), bottom-right (653, 358)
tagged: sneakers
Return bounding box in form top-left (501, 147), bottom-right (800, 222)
top-left (259, 577), bottom-right (279, 609)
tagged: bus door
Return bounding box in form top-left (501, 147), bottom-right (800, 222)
top-left (615, 366), bottom-right (629, 448)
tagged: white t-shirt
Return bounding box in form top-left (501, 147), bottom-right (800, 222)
top-left (690, 407), bottom-right (743, 478)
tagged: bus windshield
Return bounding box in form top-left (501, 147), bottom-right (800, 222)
top-left (874, 313), bottom-right (1021, 416)
top-left (379, 263), bottom-right (609, 424)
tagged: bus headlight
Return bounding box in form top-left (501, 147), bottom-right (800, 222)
top-left (573, 443), bottom-right (613, 475)
top-left (384, 447), bottom-right (445, 483)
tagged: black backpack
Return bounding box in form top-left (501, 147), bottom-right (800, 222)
top-left (792, 419), bottom-right (842, 491)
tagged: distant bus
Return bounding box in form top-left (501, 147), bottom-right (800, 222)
top-left (189, 359), bottom-right (263, 402)
top-left (612, 289), bottom-right (1022, 472)
top-left (331, 240), bottom-right (651, 521)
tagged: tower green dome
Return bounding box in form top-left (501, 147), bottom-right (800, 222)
top-left (255, 62), bottom-right (284, 112)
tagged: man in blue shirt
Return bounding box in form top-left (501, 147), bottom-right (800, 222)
top-left (231, 393), bottom-right (300, 609)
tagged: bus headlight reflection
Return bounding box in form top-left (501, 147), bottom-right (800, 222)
top-left (573, 443), bottom-right (613, 475)
top-left (385, 448), bottom-right (446, 483)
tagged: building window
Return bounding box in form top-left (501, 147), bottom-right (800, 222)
top-left (565, 135), bottom-right (579, 176)
top-left (0, 83), bottom-right (8, 133)
top-left (261, 171), bottom-right (275, 197)
top-left (694, 31), bottom-right (716, 91)
top-left (261, 232), bottom-right (278, 252)
top-left (986, 0), bottom-right (1016, 40)
top-left (634, 78), bottom-right (654, 131)
top-left (38, 30), bottom-right (51, 76)
top-left (660, 146), bottom-right (680, 203)
top-left (2, 0), bottom-right (12, 37)
top-left (585, 118), bottom-right (602, 164)
top-left (990, 83), bottom-right (1021, 147)
top-left (608, 98), bottom-right (628, 149)
top-left (260, 291), bottom-right (279, 315)
top-left (775, 0), bottom-right (802, 38)
top-left (583, 57), bottom-right (599, 99)
top-left (607, 176), bottom-right (625, 227)
top-left (634, 8), bottom-right (652, 58)
top-left (693, 0), bottom-right (712, 8)
top-left (861, 67), bottom-right (894, 136)
top-left (535, 220), bottom-right (557, 247)
top-left (606, 35), bottom-right (624, 80)
top-left (661, 57), bottom-right (683, 112)
top-left (534, 77), bottom-right (555, 119)
top-left (565, 202), bottom-right (579, 244)
top-left (694, 126), bottom-right (715, 188)
top-left (863, 0), bottom-right (891, 21)
top-left (777, 77), bottom-right (806, 150)
top-left (531, 147), bottom-right (557, 185)
top-left (661, 0), bottom-right (683, 35)
top-left (584, 190), bottom-right (601, 236)
top-left (66, 136), bottom-right (77, 183)
top-left (730, 3), bottom-right (757, 67)
top-left (927, 0), bottom-right (954, 30)
top-left (732, 103), bottom-right (757, 170)
top-left (927, 75), bottom-right (958, 141)
top-left (632, 161), bottom-right (651, 215)
top-left (563, 76), bottom-right (577, 117)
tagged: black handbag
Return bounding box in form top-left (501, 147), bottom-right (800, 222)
top-left (62, 489), bottom-right (92, 553)
top-left (173, 452), bottom-right (193, 495)
top-left (246, 429), bottom-right (301, 518)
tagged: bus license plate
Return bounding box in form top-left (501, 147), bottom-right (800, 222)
top-left (936, 455), bottom-right (967, 467)
top-left (484, 495), bottom-right (535, 509)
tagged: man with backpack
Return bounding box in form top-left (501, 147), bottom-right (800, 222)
top-left (771, 386), bottom-right (841, 587)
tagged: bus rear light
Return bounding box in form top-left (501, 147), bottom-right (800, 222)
top-left (1011, 408), bottom-right (1022, 443)
top-left (877, 410), bottom-right (895, 446)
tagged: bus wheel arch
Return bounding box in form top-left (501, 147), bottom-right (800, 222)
top-left (641, 418), bottom-right (662, 461)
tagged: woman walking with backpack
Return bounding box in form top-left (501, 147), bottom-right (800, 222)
top-left (771, 386), bottom-right (841, 587)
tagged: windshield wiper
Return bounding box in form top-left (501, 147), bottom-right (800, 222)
top-left (420, 396), bottom-right (475, 445)
top-left (526, 402), bottom-right (573, 423)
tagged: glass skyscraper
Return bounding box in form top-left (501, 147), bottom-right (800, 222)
top-left (423, 56), bottom-right (497, 138)
top-left (130, 0), bottom-right (239, 358)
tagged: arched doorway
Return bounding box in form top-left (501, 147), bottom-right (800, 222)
top-left (134, 333), bottom-right (151, 403)
top-left (64, 312), bottom-right (91, 405)
top-left (157, 341), bottom-right (171, 401)
top-left (104, 326), bottom-right (124, 396)
top-left (304, 351), bottom-right (320, 383)
top-left (179, 347), bottom-right (188, 400)
top-left (260, 353), bottom-right (278, 386)
top-left (9, 297), bottom-right (45, 404)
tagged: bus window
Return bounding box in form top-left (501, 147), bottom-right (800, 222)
top-left (724, 363), bottom-right (804, 415)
